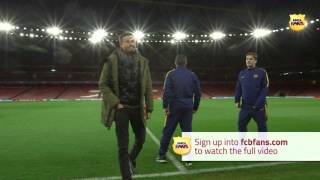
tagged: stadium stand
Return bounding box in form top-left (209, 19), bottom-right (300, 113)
top-left (1, 81), bottom-right (319, 100)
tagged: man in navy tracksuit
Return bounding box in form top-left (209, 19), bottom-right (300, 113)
top-left (235, 52), bottom-right (269, 132)
top-left (157, 55), bottom-right (201, 163)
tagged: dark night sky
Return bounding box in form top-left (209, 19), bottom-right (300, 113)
top-left (0, 0), bottom-right (320, 82)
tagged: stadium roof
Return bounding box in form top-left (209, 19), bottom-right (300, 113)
top-left (0, 0), bottom-right (319, 32)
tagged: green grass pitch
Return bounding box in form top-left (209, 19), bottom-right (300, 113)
top-left (0, 98), bottom-right (320, 180)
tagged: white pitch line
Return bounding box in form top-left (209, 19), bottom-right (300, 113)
top-left (186, 161), bottom-right (296, 174)
top-left (145, 127), bottom-right (188, 173)
top-left (75, 162), bottom-right (296, 180)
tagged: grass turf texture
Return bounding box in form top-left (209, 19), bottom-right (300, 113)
top-left (0, 98), bottom-right (319, 179)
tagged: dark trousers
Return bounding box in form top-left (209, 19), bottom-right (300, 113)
top-left (159, 107), bottom-right (193, 156)
top-left (238, 107), bottom-right (267, 132)
top-left (115, 107), bottom-right (145, 180)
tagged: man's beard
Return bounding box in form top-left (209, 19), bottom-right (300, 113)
top-left (127, 47), bottom-right (137, 54)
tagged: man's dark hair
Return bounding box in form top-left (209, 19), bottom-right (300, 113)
top-left (118, 32), bottom-right (134, 43)
top-left (246, 52), bottom-right (258, 60)
top-left (175, 54), bottom-right (187, 66)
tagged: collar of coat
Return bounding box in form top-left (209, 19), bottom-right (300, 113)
top-left (107, 48), bottom-right (147, 79)
top-left (107, 48), bottom-right (144, 62)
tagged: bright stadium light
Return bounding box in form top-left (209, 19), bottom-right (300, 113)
top-left (252, 28), bottom-right (271, 38)
top-left (133, 30), bottom-right (145, 42)
top-left (46, 26), bottom-right (62, 36)
top-left (210, 31), bottom-right (226, 40)
top-left (0, 22), bottom-right (15, 32)
top-left (89, 29), bottom-right (107, 44)
top-left (173, 31), bottom-right (187, 40)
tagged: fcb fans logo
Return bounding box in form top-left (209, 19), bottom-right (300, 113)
top-left (289, 14), bottom-right (307, 32)
top-left (172, 136), bottom-right (191, 155)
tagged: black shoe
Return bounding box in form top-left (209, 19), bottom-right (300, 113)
top-left (185, 161), bottom-right (192, 166)
top-left (156, 155), bottom-right (167, 163)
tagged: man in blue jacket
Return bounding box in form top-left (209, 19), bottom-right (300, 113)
top-left (157, 55), bottom-right (201, 163)
top-left (235, 52), bottom-right (269, 132)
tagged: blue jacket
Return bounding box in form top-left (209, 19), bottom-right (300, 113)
top-left (235, 67), bottom-right (269, 110)
top-left (163, 66), bottom-right (201, 111)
